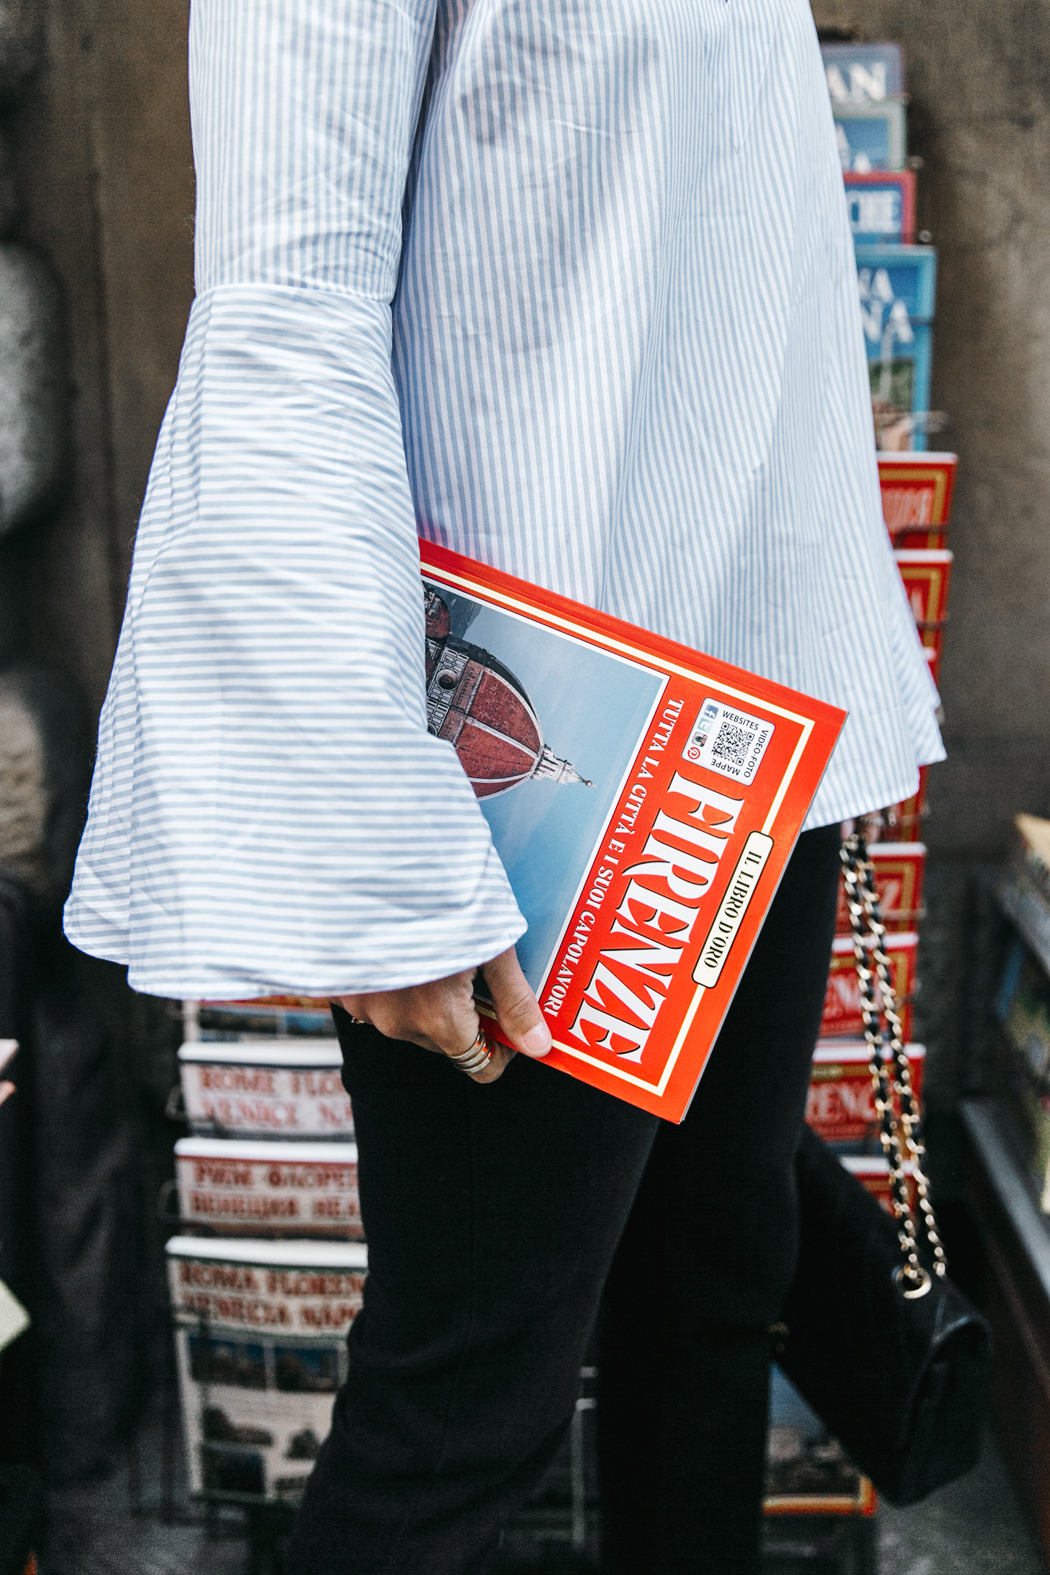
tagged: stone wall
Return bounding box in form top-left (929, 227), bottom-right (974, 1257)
top-left (1, 0), bottom-right (192, 711)
top-left (0, 0), bottom-right (191, 1479)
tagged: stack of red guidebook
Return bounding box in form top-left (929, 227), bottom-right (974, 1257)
top-left (804, 453), bottom-right (957, 1210)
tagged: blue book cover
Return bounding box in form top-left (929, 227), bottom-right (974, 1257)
top-left (821, 42), bottom-right (905, 104)
top-left (856, 245), bottom-right (937, 449)
top-left (834, 100), bottom-right (907, 173)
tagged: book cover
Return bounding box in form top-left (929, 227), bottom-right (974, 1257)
top-left (894, 548), bottom-right (953, 627)
top-left (806, 1042), bottom-right (926, 1147)
top-left (857, 247), bottom-right (937, 328)
top-left (844, 170), bottom-right (916, 245)
top-left (878, 451), bottom-right (957, 541)
top-left (834, 842), bottom-right (926, 934)
top-left (178, 1040), bottom-right (353, 1142)
top-left (894, 548), bottom-right (952, 684)
top-left (166, 1236), bottom-right (366, 1501)
top-left (420, 542), bottom-right (846, 1121)
top-left (820, 932), bottom-right (918, 1042)
top-left (174, 1137), bottom-right (362, 1238)
top-left (858, 246), bottom-right (937, 448)
top-left (834, 100), bottom-right (907, 173)
top-left (822, 42), bottom-right (905, 104)
top-left (209, 544), bottom-right (845, 1123)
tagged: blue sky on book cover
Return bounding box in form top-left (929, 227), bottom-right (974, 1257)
top-left (429, 585), bottom-right (665, 988)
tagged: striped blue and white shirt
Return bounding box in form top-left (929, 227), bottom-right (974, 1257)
top-left (64, 0), bottom-right (943, 999)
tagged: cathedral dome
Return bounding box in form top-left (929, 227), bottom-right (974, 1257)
top-left (424, 590), bottom-right (590, 798)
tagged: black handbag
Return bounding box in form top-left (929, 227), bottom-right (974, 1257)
top-left (773, 832), bottom-right (993, 1507)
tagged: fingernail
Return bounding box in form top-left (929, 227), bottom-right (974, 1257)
top-left (523, 1024), bottom-right (552, 1057)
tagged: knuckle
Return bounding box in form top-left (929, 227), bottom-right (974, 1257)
top-left (501, 984), bottom-right (538, 1025)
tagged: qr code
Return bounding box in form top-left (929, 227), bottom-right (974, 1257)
top-left (712, 721), bottom-right (751, 769)
top-left (682, 699), bottom-right (774, 783)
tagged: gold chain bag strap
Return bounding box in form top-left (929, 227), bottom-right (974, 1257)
top-left (840, 830), bottom-right (946, 1298)
top-left (772, 829), bottom-right (992, 1506)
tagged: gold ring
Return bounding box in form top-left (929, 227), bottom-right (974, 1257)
top-left (447, 1028), bottom-right (493, 1076)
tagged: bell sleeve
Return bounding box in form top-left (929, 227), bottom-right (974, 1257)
top-left (63, 0), bottom-right (527, 997)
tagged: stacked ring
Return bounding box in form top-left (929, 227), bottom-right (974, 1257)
top-left (448, 1028), bottom-right (493, 1075)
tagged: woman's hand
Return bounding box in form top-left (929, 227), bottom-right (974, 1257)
top-left (333, 945), bottom-right (551, 1083)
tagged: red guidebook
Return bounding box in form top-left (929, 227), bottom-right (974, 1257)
top-left (821, 932), bottom-right (918, 1043)
top-left (215, 545), bottom-right (845, 1123)
top-left (806, 1042), bottom-right (926, 1145)
top-left (419, 542), bottom-right (845, 1121)
top-left (878, 452), bottom-right (957, 545)
top-left (833, 841), bottom-right (926, 934)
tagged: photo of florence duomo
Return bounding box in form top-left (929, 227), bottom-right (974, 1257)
top-left (424, 588), bottom-right (592, 798)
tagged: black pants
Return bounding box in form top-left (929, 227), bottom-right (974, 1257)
top-left (284, 824), bottom-right (842, 1575)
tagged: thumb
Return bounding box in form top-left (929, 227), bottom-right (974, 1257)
top-left (481, 947), bottom-right (552, 1059)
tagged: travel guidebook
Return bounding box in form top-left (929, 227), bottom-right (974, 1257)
top-left (166, 1236), bottom-right (367, 1500)
top-left (215, 544), bottom-right (845, 1123)
top-left (416, 543), bottom-right (845, 1120)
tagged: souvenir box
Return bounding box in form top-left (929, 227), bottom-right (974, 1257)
top-left (820, 932), bottom-right (918, 1043)
top-left (834, 842), bottom-right (926, 934)
top-left (822, 42), bottom-right (904, 104)
top-left (806, 1042), bottom-right (926, 1147)
top-left (178, 1039), bottom-right (352, 1142)
top-left (844, 170), bottom-right (916, 245)
top-left (834, 101), bottom-right (907, 173)
top-left (878, 452), bottom-right (957, 544)
top-left (167, 1235), bottom-right (366, 1502)
top-left (174, 1138), bottom-right (362, 1238)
